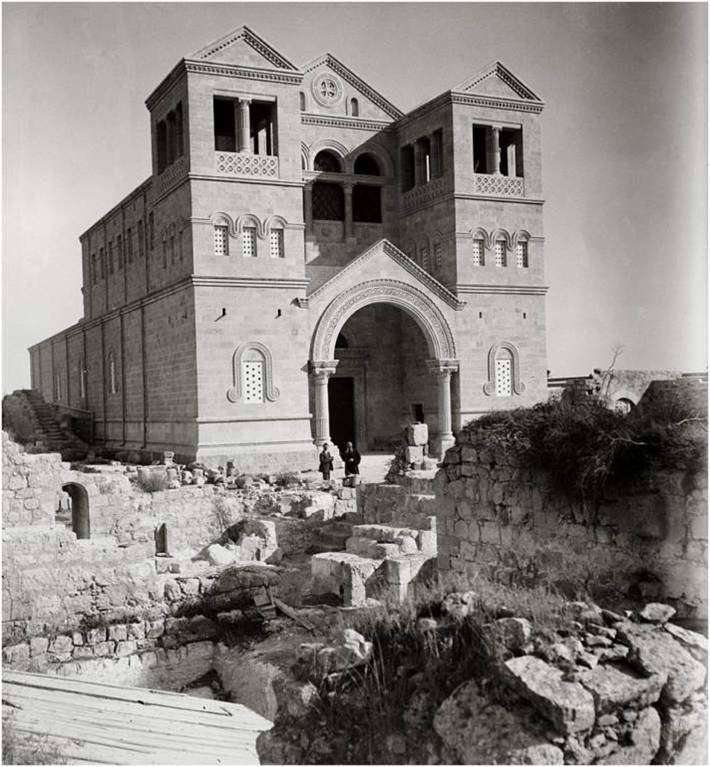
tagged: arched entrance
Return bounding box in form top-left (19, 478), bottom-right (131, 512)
top-left (311, 280), bottom-right (459, 457)
top-left (62, 483), bottom-right (90, 539)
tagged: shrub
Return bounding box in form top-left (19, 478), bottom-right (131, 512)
top-left (134, 470), bottom-right (170, 493)
top-left (2, 713), bottom-right (68, 764)
top-left (462, 389), bottom-right (706, 501)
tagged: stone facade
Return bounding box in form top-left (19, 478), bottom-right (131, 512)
top-left (28, 26), bottom-right (548, 470)
top-left (436, 435), bottom-right (708, 621)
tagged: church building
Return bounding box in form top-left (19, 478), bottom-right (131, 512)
top-left (28, 25), bottom-right (549, 471)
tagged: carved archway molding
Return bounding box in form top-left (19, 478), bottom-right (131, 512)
top-left (312, 279), bottom-right (458, 363)
top-left (226, 341), bottom-right (280, 403)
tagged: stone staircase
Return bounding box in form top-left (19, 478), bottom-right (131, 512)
top-left (2, 389), bottom-right (88, 456)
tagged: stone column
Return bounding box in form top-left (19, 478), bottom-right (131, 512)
top-left (427, 359), bottom-right (459, 458)
top-left (490, 126), bottom-right (501, 175)
top-left (304, 183), bottom-right (313, 229)
top-left (237, 98), bottom-right (252, 154)
top-left (343, 184), bottom-right (354, 242)
top-left (311, 360), bottom-right (339, 446)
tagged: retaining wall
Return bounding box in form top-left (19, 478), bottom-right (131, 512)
top-left (436, 438), bottom-right (708, 620)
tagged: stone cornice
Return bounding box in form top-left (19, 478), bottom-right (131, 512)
top-left (454, 192), bottom-right (545, 206)
top-left (29, 274), bottom-right (310, 350)
top-left (190, 25), bottom-right (299, 71)
top-left (450, 92), bottom-right (544, 114)
top-left (188, 173), bottom-right (303, 189)
top-left (145, 60), bottom-right (188, 111)
top-left (453, 61), bottom-right (544, 103)
top-left (80, 178), bottom-right (152, 242)
top-left (301, 53), bottom-right (403, 119)
top-left (307, 238), bottom-right (465, 311)
top-left (455, 284), bottom-right (549, 295)
top-left (184, 59), bottom-right (303, 86)
top-left (192, 276), bottom-right (309, 290)
top-left (301, 113), bottom-right (394, 133)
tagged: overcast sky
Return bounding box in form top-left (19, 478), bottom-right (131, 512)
top-left (2, 1), bottom-right (707, 393)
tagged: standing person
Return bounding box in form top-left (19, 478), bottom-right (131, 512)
top-left (340, 441), bottom-right (361, 483)
top-left (318, 442), bottom-right (334, 481)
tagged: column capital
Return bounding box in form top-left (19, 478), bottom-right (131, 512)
top-left (310, 359), bottom-right (339, 379)
top-left (239, 97), bottom-right (252, 106)
top-left (427, 358), bottom-right (459, 377)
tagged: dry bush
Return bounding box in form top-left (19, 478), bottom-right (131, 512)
top-left (134, 470), bottom-right (170, 493)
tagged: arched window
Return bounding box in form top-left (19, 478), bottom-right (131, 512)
top-left (494, 239), bottom-right (507, 267)
top-left (269, 227), bottom-right (284, 258)
top-left (350, 97), bottom-right (359, 117)
top-left (227, 342), bottom-right (279, 404)
top-left (241, 226), bottom-right (257, 258)
top-left (516, 240), bottom-right (529, 268)
top-left (241, 349), bottom-right (265, 403)
top-left (108, 353), bottom-right (118, 395)
top-left (299, 91), bottom-right (306, 111)
top-left (494, 347), bottom-right (513, 397)
top-left (419, 241), bottom-right (430, 271)
top-left (472, 239), bottom-right (485, 266)
top-left (313, 150), bottom-right (342, 173)
top-left (433, 239), bottom-right (443, 272)
top-left (312, 182), bottom-right (345, 221)
top-left (353, 153), bottom-right (381, 176)
top-left (483, 343), bottom-right (525, 396)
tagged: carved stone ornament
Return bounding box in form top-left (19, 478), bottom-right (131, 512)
top-left (226, 341), bottom-right (280, 403)
top-left (483, 342), bottom-right (525, 396)
top-left (312, 279), bottom-right (457, 362)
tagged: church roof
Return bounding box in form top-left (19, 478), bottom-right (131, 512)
top-left (189, 25), bottom-right (300, 70)
top-left (452, 60), bottom-right (544, 104)
top-left (301, 53), bottom-right (404, 120)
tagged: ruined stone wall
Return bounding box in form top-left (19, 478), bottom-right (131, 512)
top-left (436, 438), bottom-right (708, 620)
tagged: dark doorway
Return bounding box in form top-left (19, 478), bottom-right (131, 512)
top-left (63, 483), bottom-right (90, 539)
top-left (329, 377), bottom-right (355, 451)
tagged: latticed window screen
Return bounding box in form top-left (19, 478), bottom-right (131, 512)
top-left (312, 182), bottom-right (345, 220)
top-left (214, 226), bottom-right (228, 256)
top-left (495, 357), bottom-right (512, 397)
top-left (495, 240), bottom-right (507, 267)
top-left (269, 229), bottom-right (284, 258)
top-left (241, 227), bottom-right (257, 258)
top-left (516, 241), bottom-right (529, 268)
top-left (472, 240), bottom-right (485, 266)
top-left (433, 242), bottom-right (443, 270)
top-left (241, 351), bottom-right (265, 403)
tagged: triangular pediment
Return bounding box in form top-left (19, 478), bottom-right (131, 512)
top-left (302, 53), bottom-right (403, 120)
top-left (306, 239), bottom-right (464, 310)
top-left (190, 25), bottom-right (298, 70)
top-left (453, 61), bottom-right (543, 103)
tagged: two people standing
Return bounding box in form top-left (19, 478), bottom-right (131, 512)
top-left (318, 441), bottom-right (361, 483)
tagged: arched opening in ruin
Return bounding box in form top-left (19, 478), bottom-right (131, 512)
top-left (62, 483), bottom-right (90, 539)
top-left (324, 303), bottom-right (438, 452)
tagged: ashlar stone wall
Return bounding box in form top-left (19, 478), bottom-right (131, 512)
top-left (436, 437), bottom-right (708, 621)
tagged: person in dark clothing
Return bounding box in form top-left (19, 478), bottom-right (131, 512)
top-left (318, 443), bottom-right (334, 481)
top-left (340, 441), bottom-right (361, 478)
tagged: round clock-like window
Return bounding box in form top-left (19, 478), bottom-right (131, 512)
top-left (312, 73), bottom-right (342, 106)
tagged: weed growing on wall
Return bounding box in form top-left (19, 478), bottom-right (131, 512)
top-left (463, 388), bottom-right (706, 501)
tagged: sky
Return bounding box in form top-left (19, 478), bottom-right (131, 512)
top-left (1, 1), bottom-right (707, 394)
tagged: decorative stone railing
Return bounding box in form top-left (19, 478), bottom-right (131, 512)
top-left (215, 152), bottom-right (279, 179)
top-left (155, 156), bottom-right (187, 196)
top-left (474, 173), bottom-right (525, 197)
top-left (401, 176), bottom-right (447, 213)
